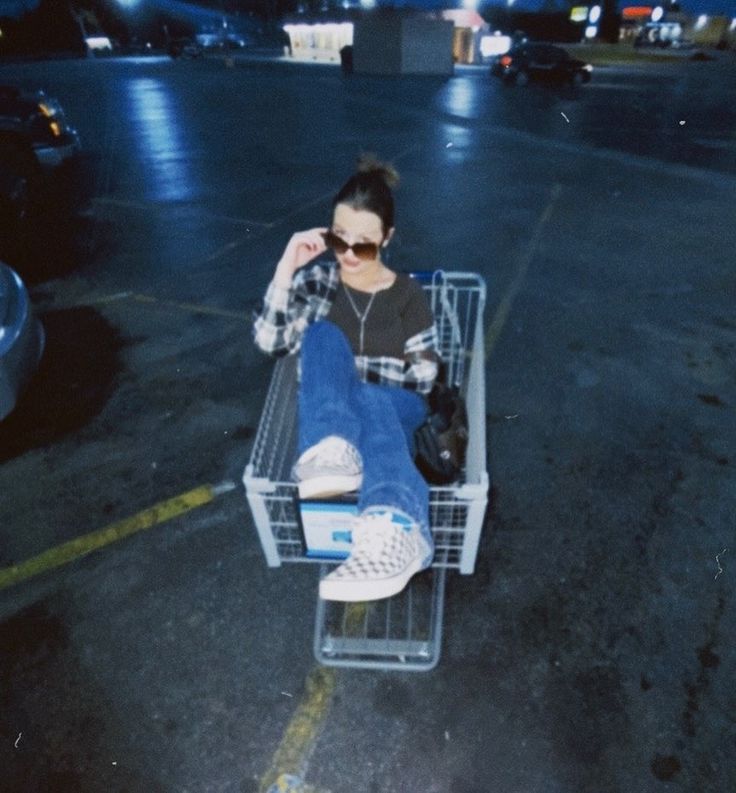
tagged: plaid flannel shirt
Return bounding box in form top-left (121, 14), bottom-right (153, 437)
top-left (253, 260), bottom-right (439, 394)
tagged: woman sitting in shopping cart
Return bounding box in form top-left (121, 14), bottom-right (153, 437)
top-left (253, 155), bottom-right (439, 603)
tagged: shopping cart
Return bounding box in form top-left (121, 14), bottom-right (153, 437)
top-left (243, 271), bottom-right (489, 671)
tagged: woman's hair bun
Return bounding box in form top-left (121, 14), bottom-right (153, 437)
top-left (356, 152), bottom-right (399, 188)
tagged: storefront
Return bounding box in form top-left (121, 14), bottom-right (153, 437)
top-left (283, 18), bottom-right (355, 63)
top-left (282, 8), bottom-right (494, 66)
top-left (439, 9), bottom-right (489, 65)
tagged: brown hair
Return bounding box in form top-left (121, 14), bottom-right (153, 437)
top-left (333, 154), bottom-right (399, 234)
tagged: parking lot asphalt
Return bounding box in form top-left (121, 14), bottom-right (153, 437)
top-left (0, 52), bottom-right (734, 793)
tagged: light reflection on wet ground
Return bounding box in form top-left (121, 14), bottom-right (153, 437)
top-left (125, 77), bottom-right (195, 203)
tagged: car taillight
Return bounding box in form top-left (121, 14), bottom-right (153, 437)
top-left (37, 100), bottom-right (64, 136)
top-left (500, 55), bottom-right (512, 67)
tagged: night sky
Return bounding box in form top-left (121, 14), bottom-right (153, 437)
top-left (0, 0), bottom-right (733, 20)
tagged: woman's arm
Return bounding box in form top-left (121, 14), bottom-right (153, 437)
top-left (400, 278), bottom-right (440, 393)
top-left (355, 325), bottom-right (439, 394)
top-left (402, 325), bottom-right (440, 393)
top-left (252, 228), bottom-right (329, 356)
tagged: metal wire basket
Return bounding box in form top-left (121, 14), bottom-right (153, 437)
top-left (243, 271), bottom-right (488, 670)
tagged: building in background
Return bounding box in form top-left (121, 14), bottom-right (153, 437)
top-left (352, 11), bottom-right (454, 74)
top-left (283, 7), bottom-right (456, 72)
top-left (439, 9), bottom-right (489, 64)
top-left (620, 4), bottom-right (736, 48)
top-left (281, 2), bottom-right (735, 65)
top-left (283, 18), bottom-right (355, 63)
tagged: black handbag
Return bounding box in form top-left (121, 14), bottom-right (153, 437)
top-left (414, 380), bottom-right (469, 485)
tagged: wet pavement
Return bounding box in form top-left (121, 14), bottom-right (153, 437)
top-left (0, 51), bottom-right (734, 793)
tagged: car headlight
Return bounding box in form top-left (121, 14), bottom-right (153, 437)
top-left (582, 64), bottom-right (593, 72)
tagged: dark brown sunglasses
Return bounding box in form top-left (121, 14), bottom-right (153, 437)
top-left (322, 230), bottom-right (380, 261)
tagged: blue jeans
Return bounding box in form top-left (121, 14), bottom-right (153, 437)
top-left (298, 320), bottom-right (433, 560)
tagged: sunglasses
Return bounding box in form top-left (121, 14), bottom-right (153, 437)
top-left (322, 230), bottom-right (381, 261)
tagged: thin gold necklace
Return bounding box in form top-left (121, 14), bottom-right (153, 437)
top-left (342, 282), bottom-right (377, 355)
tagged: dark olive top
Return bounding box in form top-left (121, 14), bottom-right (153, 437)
top-left (327, 274), bottom-right (434, 358)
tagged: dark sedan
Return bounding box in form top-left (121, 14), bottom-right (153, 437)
top-left (491, 43), bottom-right (593, 86)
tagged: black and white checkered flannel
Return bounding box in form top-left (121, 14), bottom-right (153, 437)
top-left (253, 260), bottom-right (439, 395)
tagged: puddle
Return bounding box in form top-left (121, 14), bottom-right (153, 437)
top-left (0, 306), bottom-right (126, 462)
top-left (650, 754), bottom-right (682, 781)
top-left (0, 599), bottom-right (68, 679)
top-left (697, 393), bottom-right (726, 408)
top-left (0, 599), bottom-right (88, 793)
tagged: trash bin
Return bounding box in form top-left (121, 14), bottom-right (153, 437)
top-left (339, 44), bottom-right (353, 75)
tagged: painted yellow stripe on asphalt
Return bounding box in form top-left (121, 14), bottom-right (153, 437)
top-left (485, 183), bottom-right (562, 358)
top-left (0, 483), bottom-right (232, 591)
top-left (259, 666), bottom-right (337, 793)
top-left (344, 601), bottom-right (368, 635)
top-left (258, 600), bottom-right (372, 792)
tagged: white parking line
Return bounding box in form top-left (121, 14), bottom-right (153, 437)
top-left (694, 138), bottom-right (736, 151)
top-left (443, 115), bottom-right (736, 190)
top-left (485, 184), bottom-right (562, 358)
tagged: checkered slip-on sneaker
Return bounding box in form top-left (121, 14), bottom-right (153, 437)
top-left (318, 511), bottom-right (431, 602)
top-left (293, 435), bottom-right (363, 499)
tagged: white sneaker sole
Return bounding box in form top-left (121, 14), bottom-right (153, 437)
top-left (318, 555), bottom-right (426, 602)
top-left (298, 473), bottom-right (362, 500)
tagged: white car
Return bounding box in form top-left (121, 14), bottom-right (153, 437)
top-left (85, 35), bottom-right (113, 54)
top-left (0, 262), bottom-right (44, 420)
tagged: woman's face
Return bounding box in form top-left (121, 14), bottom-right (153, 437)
top-left (330, 203), bottom-right (392, 276)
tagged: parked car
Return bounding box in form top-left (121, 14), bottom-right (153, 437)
top-left (0, 85), bottom-right (81, 256)
top-left (195, 31), bottom-right (247, 50)
top-left (222, 32), bottom-right (247, 50)
top-left (0, 85), bottom-right (80, 171)
top-left (0, 149), bottom-right (31, 253)
top-left (0, 261), bottom-right (44, 421)
top-left (168, 37), bottom-right (204, 59)
top-left (491, 43), bottom-right (593, 86)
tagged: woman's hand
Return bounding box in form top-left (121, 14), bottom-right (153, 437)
top-left (273, 228), bottom-right (328, 288)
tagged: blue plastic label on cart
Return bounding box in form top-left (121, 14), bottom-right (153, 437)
top-left (299, 501), bottom-right (358, 559)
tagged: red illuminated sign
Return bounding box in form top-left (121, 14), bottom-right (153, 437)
top-left (622, 6), bottom-right (653, 18)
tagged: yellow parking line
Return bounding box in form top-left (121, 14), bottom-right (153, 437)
top-left (0, 482), bottom-right (235, 591)
top-left (258, 599), bottom-right (374, 792)
top-left (259, 666), bottom-right (337, 793)
top-left (485, 183), bottom-right (562, 358)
